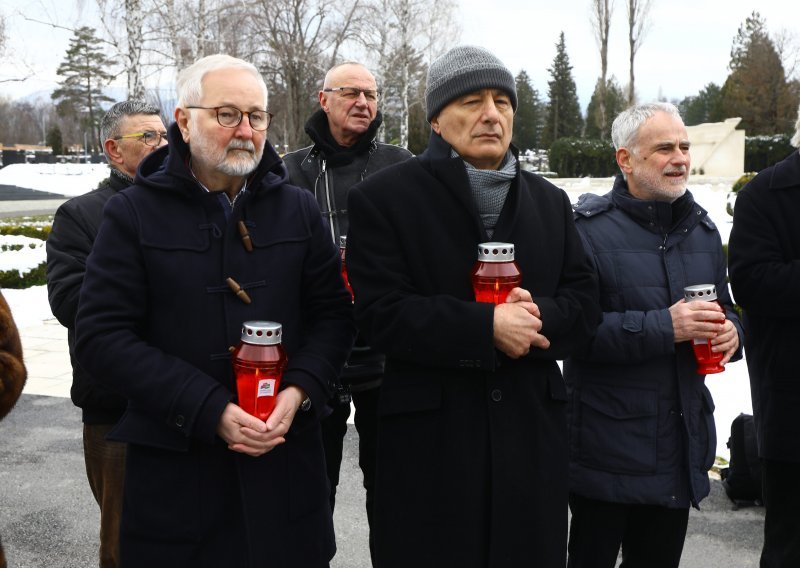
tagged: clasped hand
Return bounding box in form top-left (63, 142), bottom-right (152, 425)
top-left (216, 385), bottom-right (306, 457)
top-left (493, 287), bottom-right (550, 359)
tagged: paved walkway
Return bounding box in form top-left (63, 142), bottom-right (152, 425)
top-left (19, 319), bottom-right (72, 398)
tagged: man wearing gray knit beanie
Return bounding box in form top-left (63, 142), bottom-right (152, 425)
top-left (346, 45), bottom-right (600, 567)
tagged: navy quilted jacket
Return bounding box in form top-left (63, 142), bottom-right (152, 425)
top-left (565, 175), bottom-right (743, 508)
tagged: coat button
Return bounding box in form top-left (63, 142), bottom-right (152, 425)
top-left (491, 389), bottom-right (502, 402)
top-left (175, 415), bottom-right (185, 427)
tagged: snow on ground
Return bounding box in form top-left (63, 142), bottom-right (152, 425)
top-left (3, 285), bottom-right (53, 329)
top-left (0, 163), bottom-right (109, 196)
top-left (0, 234), bottom-right (46, 273)
top-left (0, 168), bottom-right (750, 458)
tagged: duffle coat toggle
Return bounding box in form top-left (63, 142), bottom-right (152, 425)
top-left (226, 276), bottom-right (252, 304)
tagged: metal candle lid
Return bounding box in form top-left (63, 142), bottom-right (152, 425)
top-left (684, 284), bottom-right (717, 302)
top-left (339, 235), bottom-right (347, 248)
top-left (477, 242), bottom-right (515, 262)
top-left (240, 321), bottom-right (283, 345)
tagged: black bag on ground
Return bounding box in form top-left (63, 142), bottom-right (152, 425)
top-left (720, 413), bottom-right (763, 507)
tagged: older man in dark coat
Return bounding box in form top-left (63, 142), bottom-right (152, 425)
top-left (729, 107), bottom-right (800, 568)
top-left (75, 54), bottom-right (355, 567)
top-left (346, 45), bottom-right (600, 567)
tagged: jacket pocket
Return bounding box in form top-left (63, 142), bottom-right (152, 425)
top-left (578, 384), bottom-right (658, 474)
top-left (689, 386), bottom-right (717, 472)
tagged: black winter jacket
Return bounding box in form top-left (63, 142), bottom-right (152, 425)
top-left (46, 170), bottom-right (129, 424)
top-left (566, 176), bottom-right (744, 509)
top-left (284, 110), bottom-right (412, 385)
top-left (729, 150), bottom-right (800, 462)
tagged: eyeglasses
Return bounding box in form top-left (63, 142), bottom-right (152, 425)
top-left (186, 106), bottom-right (273, 131)
top-left (322, 87), bottom-right (381, 102)
top-left (113, 130), bottom-right (167, 147)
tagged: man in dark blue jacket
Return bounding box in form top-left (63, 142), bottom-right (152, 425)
top-left (46, 100), bottom-right (166, 568)
top-left (74, 54), bottom-right (355, 567)
top-left (565, 102), bottom-right (743, 568)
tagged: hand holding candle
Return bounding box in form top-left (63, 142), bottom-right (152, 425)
top-left (681, 285), bottom-right (727, 374)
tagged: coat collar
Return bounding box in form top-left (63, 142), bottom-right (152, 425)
top-left (420, 132), bottom-right (522, 242)
top-left (765, 149), bottom-right (800, 190)
top-left (607, 174), bottom-right (713, 236)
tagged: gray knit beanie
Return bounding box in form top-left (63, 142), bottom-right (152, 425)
top-left (425, 46), bottom-right (517, 122)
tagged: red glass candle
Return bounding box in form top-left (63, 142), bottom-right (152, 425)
top-left (684, 284), bottom-right (725, 375)
top-left (340, 235), bottom-right (353, 301)
top-left (232, 321), bottom-right (288, 421)
top-left (471, 242), bottom-right (522, 305)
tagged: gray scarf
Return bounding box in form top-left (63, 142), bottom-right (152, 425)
top-left (455, 150), bottom-right (517, 238)
top-left (110, 167), bottom-right (135, 185)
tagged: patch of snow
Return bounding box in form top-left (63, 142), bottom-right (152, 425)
top-left (0, 163), bottom-right (109, 196)
top-left (2, 285), bottom-right (52, 329)
top-left (0, 234), bottom-right (46, 273)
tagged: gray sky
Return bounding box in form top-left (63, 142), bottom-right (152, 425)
top-left (1, 0), bottom-right (797, 109)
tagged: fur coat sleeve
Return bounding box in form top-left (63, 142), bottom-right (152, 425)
top-left (0, 291), bottom-right (26, 420)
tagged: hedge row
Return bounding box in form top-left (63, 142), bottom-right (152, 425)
top-left (745, 135), bottom-right (794, 173)
top-left (0, 225), bottom-right (51, 239)
top-left (548, 138), bottom-right (618, 178)
top-left (546, 134), bottom-right (796, 179)
top-left (0, 261), bottom-right (47, 289)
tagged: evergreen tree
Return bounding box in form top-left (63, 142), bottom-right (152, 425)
top-left (585, 77), bottom-right (627, 140)
top-left (678, 83), bottom-right (725, 126)
top-left (720, 12), bottom-right (798, 135)
top-left (541, 32), bottom-right (584, 149)
top-left (51, 27), bottom-right (116, 154)
top-left (46, 125), bottom-right (64, 156)
top-left (512, 70), bottom-right (543, 151)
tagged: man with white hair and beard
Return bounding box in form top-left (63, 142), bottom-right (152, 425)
top-left (74, 54), bottom-right (355, 567)
top-left (564, 102), bottom-right (743, 568)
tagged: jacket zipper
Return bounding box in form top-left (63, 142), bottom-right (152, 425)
top-left (321, 158), bottom-right (336, 243)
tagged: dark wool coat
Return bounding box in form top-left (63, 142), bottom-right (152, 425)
top-left (74, 123), bottom-right (356, 567)
top-left (729, 150), bottom-right (800, 462)
top-left (566, 176), bottom-right (743, 509)
top-left (46, 171), bottom-right (128, 424)
top-left (346, 132), bottom-right (600, 568)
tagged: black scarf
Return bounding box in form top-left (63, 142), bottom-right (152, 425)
top-left (303, 109), bottom-right (383, 167)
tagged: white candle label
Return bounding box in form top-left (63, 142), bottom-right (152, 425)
top-left (257, 379), bottom-right (276, 398)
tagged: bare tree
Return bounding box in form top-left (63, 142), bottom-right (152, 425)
top-left (248, 0), bottom-right (365, 149)
top-left (590, 0), bottom-right (613, 138)
top-left (93, 0), bottom-right (148, 99)
top-left (626, 0), bottom-right (652, 105)
top-left (774, 28), bottom-right (800, 81)
top-left (148, 0), bottom-right (220, 71)
top-left (0, 11), bottom-right (6, 55)
top-left (361, 0), bottom-right (459, 148)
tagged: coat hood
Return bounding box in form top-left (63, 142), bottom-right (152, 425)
top-left (135, 122), bottom-right (290, 196)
